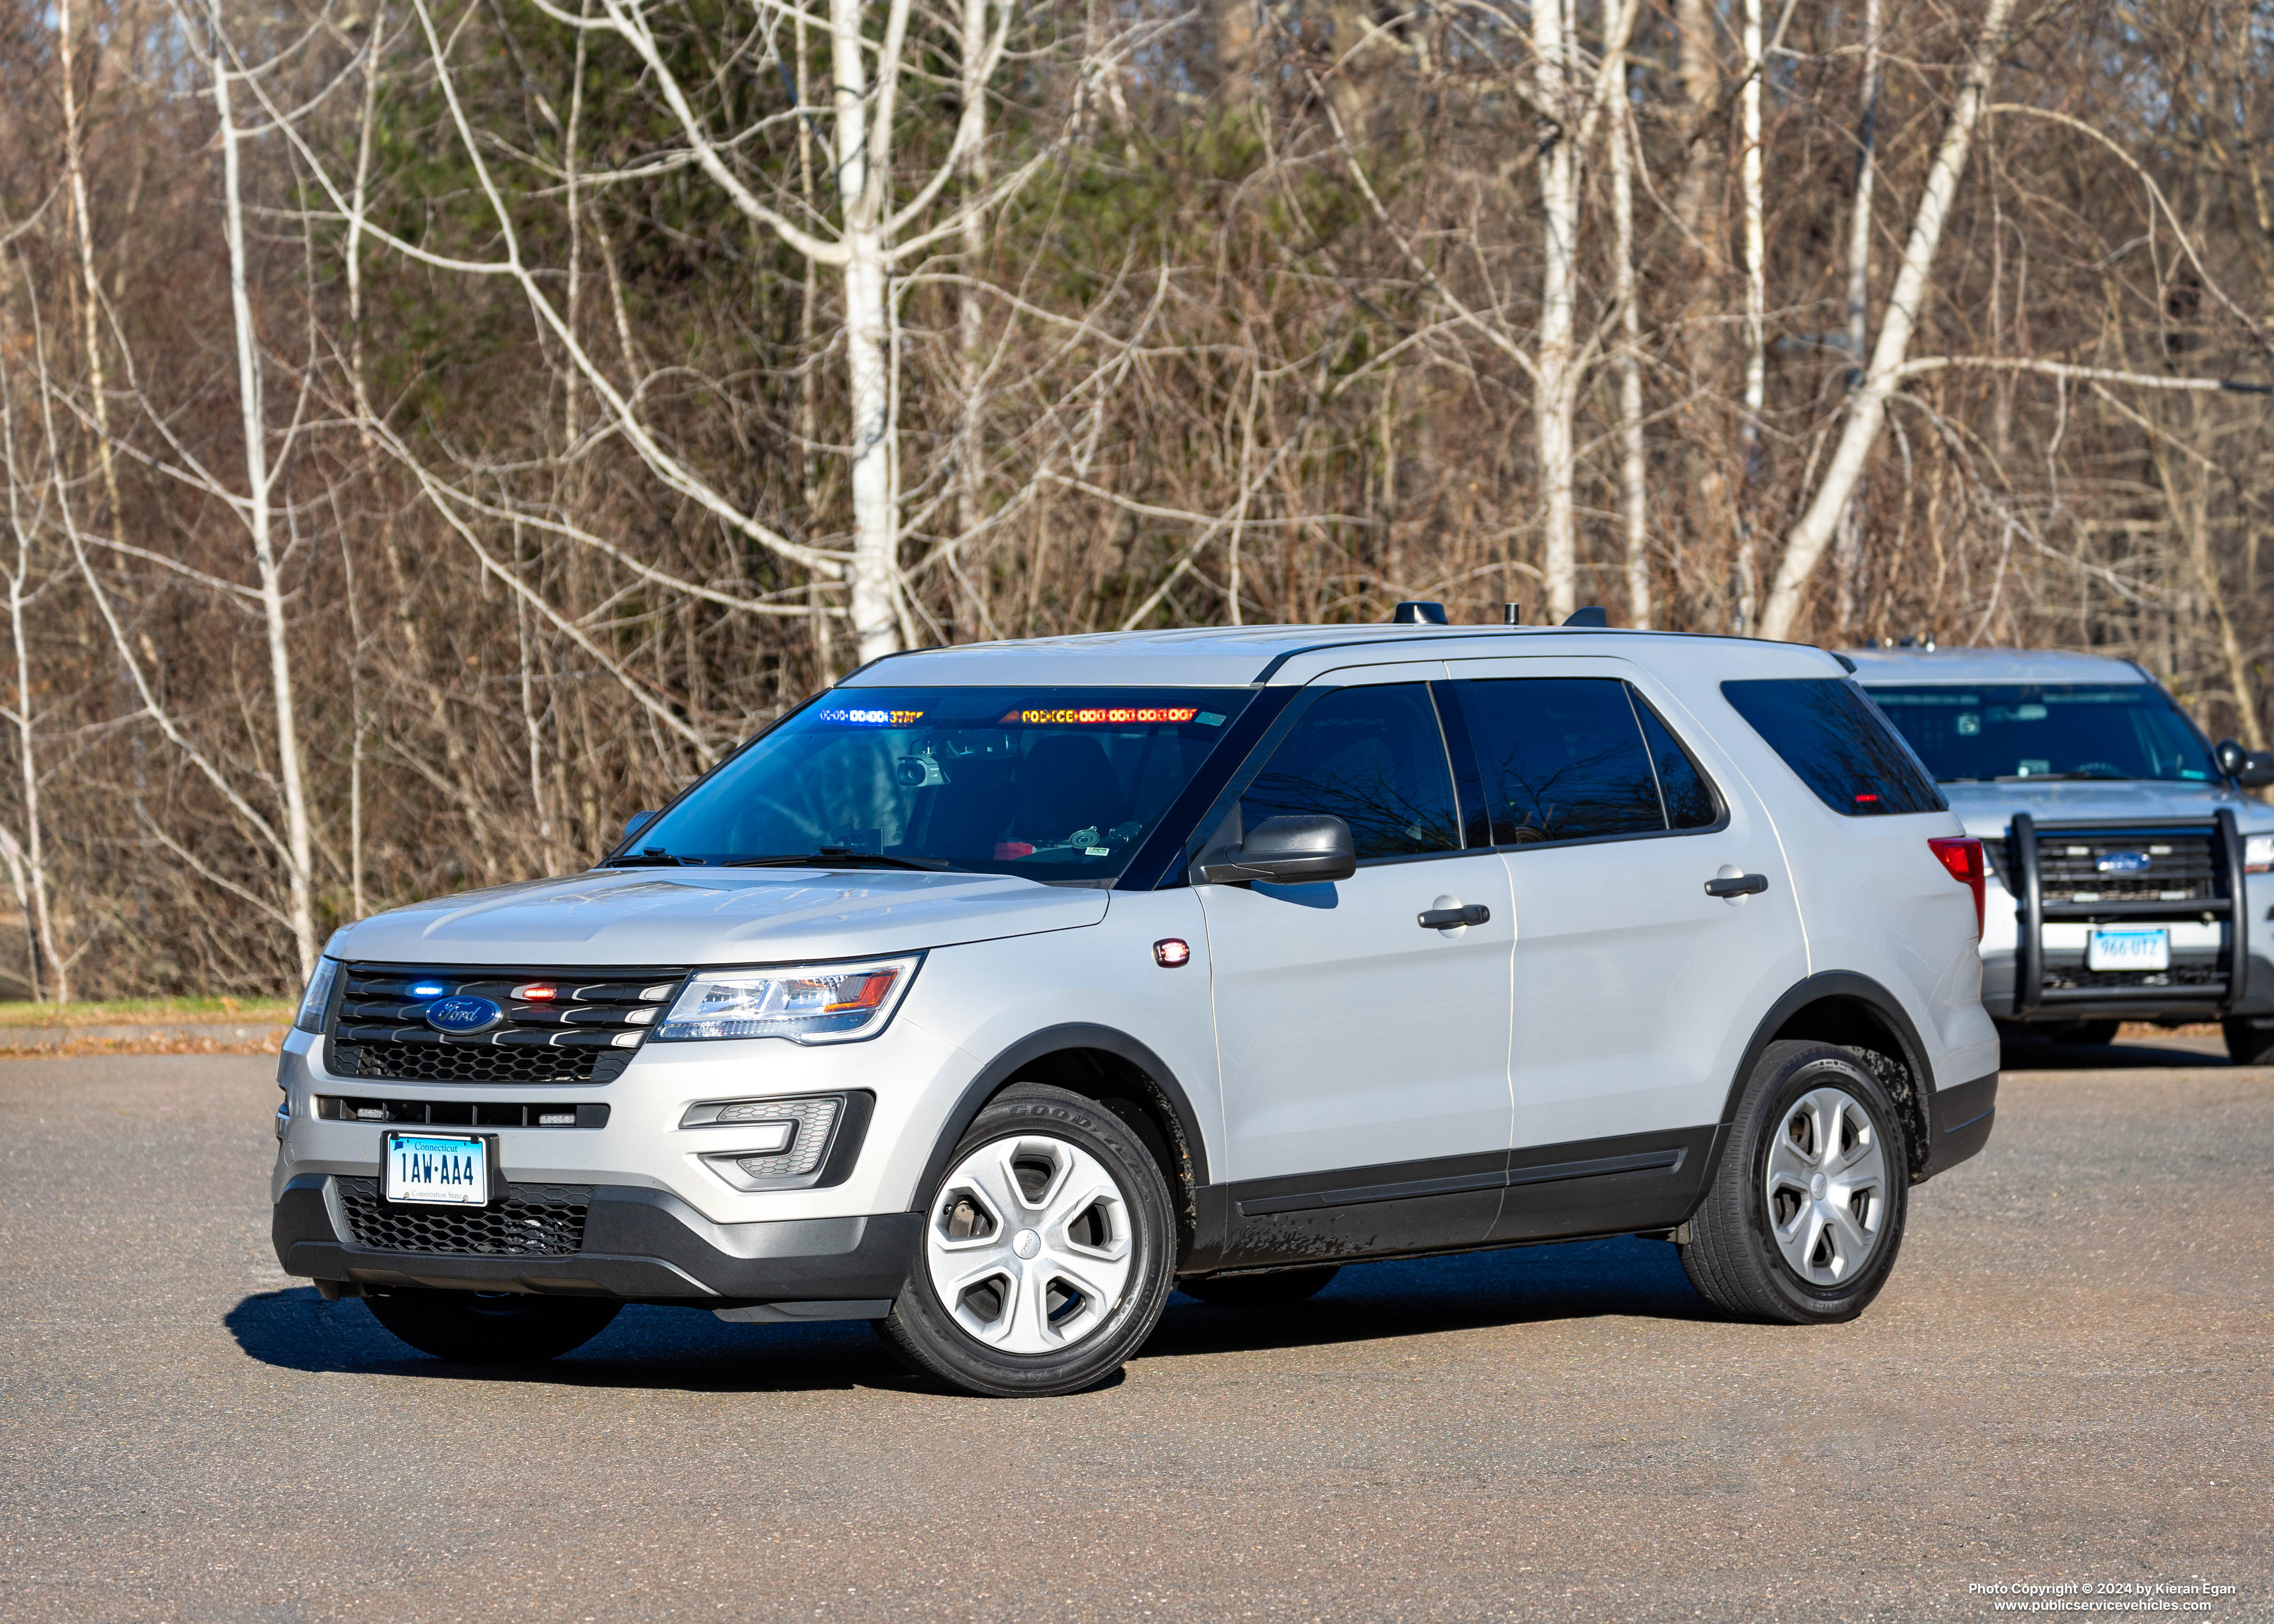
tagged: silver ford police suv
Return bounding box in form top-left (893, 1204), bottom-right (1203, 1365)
top-left (274, 615), bottom-right (1999, 1396)
top-left (1850, 647), bottom-right (2274, 1064)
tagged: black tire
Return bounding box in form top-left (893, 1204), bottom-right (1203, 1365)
top-left (1179, 1265), bottom-right (1339, 1307)
top-left (1679, 1041), bottom-right (1911, 1325)
top-left (2225, 1018), bottom-right (2274, 1067)
top-left (876, 1083), bottom-right (1176, 1398)
top-left (364, 1289), bottom-right (621, 1364)
top-left (2050, 1019), bottom-right (2121, 1046)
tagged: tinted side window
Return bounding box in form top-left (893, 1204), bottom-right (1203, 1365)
top-left (1462, 678), bottom-right (1666, 844)
top-left (1721, 678), bottom-right (1946, 816)
top-left (1240, 684), bottom-right (1461, 860)
top-left (1633, 699), bottom-right (1719, 829)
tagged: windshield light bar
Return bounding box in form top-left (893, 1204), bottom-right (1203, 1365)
top-left (816, 707), bottom-right (924, 726)
top-left (1013, 707), bottom-right (1199, 725)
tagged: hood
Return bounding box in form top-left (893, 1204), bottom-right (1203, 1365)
top-left (1942, 780), bottom-right (2273, 839)
top-left (332, 867), bottom-right (1110, 968)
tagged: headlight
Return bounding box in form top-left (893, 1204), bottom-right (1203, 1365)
top-left (656, 956), bottom-right (921, 1044)
top-left (2246, 833), bottom-right (2274, 875)
top-left (293, 958), bottom-right (341, 1032)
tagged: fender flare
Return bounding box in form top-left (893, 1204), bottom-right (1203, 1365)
top-left (911, 1023), bottom-right (1213, 1204)
top-left (1706, 969), bottom-right (1938, 1179)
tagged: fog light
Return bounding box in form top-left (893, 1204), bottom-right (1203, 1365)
top-left (687, 1094), bottom-right (844, 1187)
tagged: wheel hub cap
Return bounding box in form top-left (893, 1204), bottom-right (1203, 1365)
top-left (924, 1134), bottom-right (1135, 1355)
top-left (1764, 1085), bottom-right (1889, 1287)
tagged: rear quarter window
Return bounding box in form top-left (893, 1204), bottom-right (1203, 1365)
top-left (1720, 679), bottom-right (1946, 816)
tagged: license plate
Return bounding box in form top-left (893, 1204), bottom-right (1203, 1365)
top-left (383, 1132), bottom-right (492, 1206)
top-left (2087, 928), bottom-right (2170, 972)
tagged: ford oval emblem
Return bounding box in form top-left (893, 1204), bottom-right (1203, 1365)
top-left (2095, 851), bottom-right (2151, 875)
top-left (425, 995), bottom-right (504, 1033)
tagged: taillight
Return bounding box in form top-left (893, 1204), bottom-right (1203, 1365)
top-left (1928, 836), bottom-right (1985, 937)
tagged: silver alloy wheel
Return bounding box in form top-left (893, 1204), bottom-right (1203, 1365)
top-left (924, 1133), bottom-right (1134, 1354)
top-left (1763, 1085), bottom-right (1888, 1286)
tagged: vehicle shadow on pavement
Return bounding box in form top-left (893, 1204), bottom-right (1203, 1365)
top-left (225, 1287), bottom-right (915, 1393)
top-left (1998, 1033), bottom-right (2232, 1070)
top-left (1145, 1234), bottom-right (1715, 1361)
top-left (227, 1236), bottom-right (1708, 1391)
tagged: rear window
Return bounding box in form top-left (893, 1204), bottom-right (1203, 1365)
top-left (1720, 679), bottom-right (1946, 816)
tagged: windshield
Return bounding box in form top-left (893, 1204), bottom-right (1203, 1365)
top-left (1863, 683), bottom-right (2218, 784)
top-left (620, 688), bottom-right (1253, 880)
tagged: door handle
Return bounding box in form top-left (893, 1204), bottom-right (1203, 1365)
top-left (1704, 874), bottom-right (1768, 898)
top-left (1418, 904), bottom-right (1491, 929)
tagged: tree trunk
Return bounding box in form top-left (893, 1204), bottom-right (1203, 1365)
top-left (1733, 0), bottom-right (1765, 633)
top-left (1833, 0), bottom-right (1881, 639)
top-left (833, 0), bottom-right (902, 664)
top-left (1535, 0), bottom-right (1579, 625)
top-left (212, 13), bottom-right (318, 978)
top-left (1610, 84), bottom-right (1649, 628)
top-left (1760, 0), bottom-right (2019, 643)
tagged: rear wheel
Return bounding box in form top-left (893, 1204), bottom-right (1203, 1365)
top-left (364, 1289), bottom-right (621, 1364)
top-left (877, 1084), bottom-right (1176, 1398)
top-left (1680, 1041), bottom-right (1910, 1324)
top-left (1179, 1266), bottom-right (1339, 1307)
top-left (2225, 1018), bottom-right (2274, 1067)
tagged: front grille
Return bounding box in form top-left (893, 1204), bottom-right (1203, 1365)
top-left (316, 1096), bottom-right (608, 1129)
top-left (328, 965), bottom-right (684, 1085)
top-left (2008, 829), bottom-right (2219, 904)
top-left (337, 1176), bottom-right (590, 1257)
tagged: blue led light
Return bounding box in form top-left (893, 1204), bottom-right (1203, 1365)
top-left (410, 983), bottom-right (445, 997)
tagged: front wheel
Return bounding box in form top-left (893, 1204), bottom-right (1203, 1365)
top-left (877, 1084), bottom-right (1176, 1398)
top-left (2226, 1018), bottom-right (2274, 1068)
top-left (1679, 1041), bottom-right (1911, 1324)
top-left (364, 1289), bottom-right (621, 1363)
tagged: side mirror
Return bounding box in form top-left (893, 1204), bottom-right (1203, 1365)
top-left (622, 810), bottom-right (660, 845)
top-left (1195, 814), bottom-right (1357, 886)
top-left (2237, 751), bottom-right (2274, 790)
top-left (2216, 739), bottom-right (2247, 778)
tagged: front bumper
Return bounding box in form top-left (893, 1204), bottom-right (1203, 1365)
top-left (272, 1171), bottom-right (921, 1305)
top-left (1981, 948), bottom-right (2274, 1023)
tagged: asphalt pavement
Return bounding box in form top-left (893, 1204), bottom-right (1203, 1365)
top-left (1, 1037), bottom-right (2268, 1622)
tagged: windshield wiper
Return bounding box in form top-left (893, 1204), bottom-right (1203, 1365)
top-left (602, 851), bottom-right (688, 866)
top-left (720, 848), bottom-right (952, 872)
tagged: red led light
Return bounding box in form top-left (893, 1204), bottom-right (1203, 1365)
top-left (1153, 938), bottom-right (1191, 968)
top-left (516, 984), bottom-right (559, 1001)
top-left (994, 842), bottom-right (1035, 860)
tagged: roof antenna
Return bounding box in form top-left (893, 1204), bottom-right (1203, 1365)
top-left (1562, 606), bottom-right (1608, 628)
top-left (1391, 601), bottom-right (1449, 625)
top-left (1503, 602), bottom-right (1522, 625)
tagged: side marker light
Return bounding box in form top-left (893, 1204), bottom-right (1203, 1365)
top-left (1153, 938), bottom-right (1191, 968)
